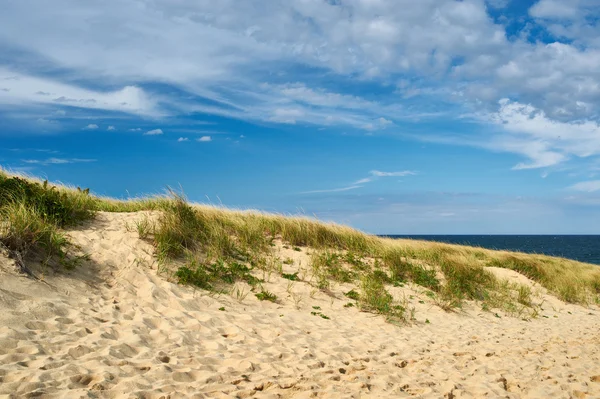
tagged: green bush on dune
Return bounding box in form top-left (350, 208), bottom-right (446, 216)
top-left (0, 174), bottom-right (96, 268)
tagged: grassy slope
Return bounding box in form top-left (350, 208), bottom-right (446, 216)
top-left (1, 168), bottom-right (599, 321)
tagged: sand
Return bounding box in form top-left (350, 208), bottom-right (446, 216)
top-left (0, 212), bottom-right (599, 398)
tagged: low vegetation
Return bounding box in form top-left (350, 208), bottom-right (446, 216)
top-left (0, 173), bottom-right (96, 271)
top-left (1, 168), bottom-right (599, 324)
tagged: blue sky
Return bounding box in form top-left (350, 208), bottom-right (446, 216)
top-left (1, 0), bottom-right (600, 234)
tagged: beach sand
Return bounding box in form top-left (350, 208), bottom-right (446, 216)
top-left (1, 212), bottom-right (599, 398)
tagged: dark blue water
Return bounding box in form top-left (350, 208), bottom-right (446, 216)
top-left (383, 235), bottom-right (600, 266)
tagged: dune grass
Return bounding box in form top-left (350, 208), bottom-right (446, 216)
top-left (0, 172), bottom-right (95, 270)
top-left (1, 167), bottom-right (599, 317)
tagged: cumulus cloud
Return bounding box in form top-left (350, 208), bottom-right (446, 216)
top-left (144, 128), bottom-right (163, 135)
top-left (83, 124), bottom-right (98, 130)
top-left (487, 99), bottom-right (600, 169)
top-left (107, 125), bottom-right (115, 131)
top-left (197, 136), bottom-right (212, 142)
top-left (177, 137), bottom-right (189, 142)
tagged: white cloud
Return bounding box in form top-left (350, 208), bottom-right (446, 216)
top-left (177, 137), bottom-right (189, 142)
top-left (269, 108), bottom-right (303, 124)
top-left (197, 136), bottom-right (212, 142)
top-left (0, 0), bottom-right (600, 174)
top-left (83, 124), bottom-right (98, 130)
top-left (107, 125), bottom-right (115, 131)
top-left (144, 128), bottom-right (163, 135)
top-left (351, 170), bottom-right (417, 186)
top-left (569, 180), bottom-right (600, 192)
top-left (487, 99), bottom-right (600, 169)
top-left (22, 158), bottom-right (96, 165)
top-left (301, 185), bottom-right (362, 194)
top-left (353, 177), bottom-right (373, 185)
top-left (370, 170), bottom-right (417, 177)
top-left (529, 0), bottom-right (580, 20)
top-left (0, 68), bottom-right (158, 116)
top-left (128, 128), bottom-right (142, 132)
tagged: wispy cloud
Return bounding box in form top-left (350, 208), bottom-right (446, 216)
top-left (0, 68), bottom-right (158, 116)
top-left (352, 170), bottom-right (417, 184)
top-left (300, 185), bottom-right (362, 194)
top-left (21, 157), bottom-right (96, 165)
top-left (144, 128), bottom-right (163, 136)
top-left (177, 137), bottom-right (189, 142)
top-left (569, 180), bottom-right (600, 193)
top-left (306, 169), bottom-right (417, 194)
top-left (107, 125), bottom-right (115, 131)
top-left (370, 170), bottom-right (417, 177)
top-left (83, 124), bottom-right (98, 130)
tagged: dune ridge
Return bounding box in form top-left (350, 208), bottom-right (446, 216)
top-left (0, 211), bottom-right (599, 398)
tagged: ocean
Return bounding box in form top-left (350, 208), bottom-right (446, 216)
top-left (384, 235), bottom-right (600, 266)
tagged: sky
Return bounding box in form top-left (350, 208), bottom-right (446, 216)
top-left (1, 0), bottom-right (600, 234)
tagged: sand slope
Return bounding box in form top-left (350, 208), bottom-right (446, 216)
top-left (1, 212), bottom-right (599, 398)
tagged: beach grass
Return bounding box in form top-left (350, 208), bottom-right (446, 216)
top-left (1, 167), bottom-right (599, 316)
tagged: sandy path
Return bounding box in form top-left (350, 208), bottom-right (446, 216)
top-left (0, 212), bottom-right (599, 398)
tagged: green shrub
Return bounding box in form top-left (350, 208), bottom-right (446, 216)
top-left (360, 273), bottom-right (403, 319)
top-left (344, 289), bottom-right (360, 301)
top-left (175, 258), bottom-right (259, 291)
top-left (0, 176), bottom-right (94, 267)
top-left (441, 260), bottom-right (496, 302)
top-left (311, 251), bottom-right (357, 286)
top-left (411, 266), bottom-right (440, 291)
top-left (255, 290), bottom-right (277, 302)
top-left (0, 176), bottom-right (95, 227)
top-left (282, 272), bottom-right (299, 281)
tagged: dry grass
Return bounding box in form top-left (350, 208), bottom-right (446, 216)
top-left (2, 167), bottom-right (599, 315)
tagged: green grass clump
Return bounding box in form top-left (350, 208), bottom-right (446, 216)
top-left (343, 251), bottom-right (370, 271)
top-left (311, 311), bottom-right (330, 319)
top-left (0, 176), bottom-right (96, 227)
top-left (0, 173), bottom-right (95, 268)
top-left (359, 273), bottom-right (404, 320)
top-left (411, 266), bottom-right (441, 291)
top-left (310, 251), bottom-right (357, 288)
top-left (382, 247), bottom-right (441, 291)
top-left (282, 272), bottom-right (299, 281)
top-left (440, 259), bottom-right (496, 303)
top-left (175, 258), bottom-right (259, 291)
top-left (255, 290), bottom-right (277, 302)
top-left (344, 289), bottom-right (360, 301)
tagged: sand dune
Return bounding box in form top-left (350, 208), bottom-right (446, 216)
top-left (1, 212), bottom-right (599, 398)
